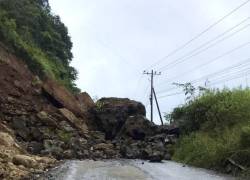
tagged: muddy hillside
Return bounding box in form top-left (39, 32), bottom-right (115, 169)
top-left (0, 45), bottom-right (178, 179)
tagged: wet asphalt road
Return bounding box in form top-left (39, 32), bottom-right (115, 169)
top-left (47, 160), bottom-right (235, 180)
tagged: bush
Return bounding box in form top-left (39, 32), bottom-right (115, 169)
top-left (169, 88), bottom-right (250, 176)
top-left (240, 126), bottom-right (250, 148)
top-left (173, 125), bottom-right (243, 168)
top-left (169, 88), bottom-right (250, 134)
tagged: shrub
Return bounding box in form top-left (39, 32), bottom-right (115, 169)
top-left (169, 88), bottom-right (250, 176)
top-left (240, 126), bottom-right (250, 148)
top-left (169, 88), bottom-right (250, 134)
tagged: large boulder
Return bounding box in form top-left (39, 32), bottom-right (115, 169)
top-left (42, 78), bottom-right (88, 119)
top-left (76, 92), bottom-right (95, 111)
top-left (94, 98), bottom-right (146, 139)
top-left (117, 115), bottom-right (157, 140)
top-left (0, 132), bottom-right (19, 148)
top-left (59, 108), bottom-right (88, 134)
top-left (12, 155), bottom-right (37, 168)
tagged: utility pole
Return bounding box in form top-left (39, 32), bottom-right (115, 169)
top-left (153, 87), bottom-right (164, 125)
top-left (143, 70), bottom-right (162, 124)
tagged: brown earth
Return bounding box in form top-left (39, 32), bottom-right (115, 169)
top-left (0, 43), bottom-right (178, 179)
top-left (0, 44), bottom-right (116, 179)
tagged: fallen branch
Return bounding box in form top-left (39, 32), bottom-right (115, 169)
top-left (227, 158), bottom-right (246, 171)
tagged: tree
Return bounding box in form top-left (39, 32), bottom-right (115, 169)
top-left (0, 0), bottom-right (79, 93)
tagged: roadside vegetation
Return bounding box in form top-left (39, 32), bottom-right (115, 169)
top-left (0, 0), bottom-right (80, 93)
top-left (166, 84), bottom-right (250, 177)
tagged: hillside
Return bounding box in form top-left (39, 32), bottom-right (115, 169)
top-left (168, 88), bottom-right (250, 178)
top-left (0, 0), bottom-right (79, 93)
top-left (0, 33), bottom-right (177, 180)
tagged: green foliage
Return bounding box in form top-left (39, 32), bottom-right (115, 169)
top-left (0, 0), bottom-right (80, 93)
top-left (169, 88), bottom-right (250, 134)
top-left (96, 101), bottom-right (104, 112)
top-left (240, 126), bottom-right (250, 148)
top-left (169, 88), bottom-right (250, 176)
top-left (173, 125), bottom-right (243, 168)
top-left (57, 130), bottom-right (72, 143)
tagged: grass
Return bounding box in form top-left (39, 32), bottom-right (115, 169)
top-left (169, 88), bottom-right (250, 177)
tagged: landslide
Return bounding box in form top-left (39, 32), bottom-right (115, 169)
top-left (0, 44), bottom-right (112, 179)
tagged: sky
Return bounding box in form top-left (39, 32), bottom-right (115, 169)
top-left (49, 0), bottom-right (250, 124)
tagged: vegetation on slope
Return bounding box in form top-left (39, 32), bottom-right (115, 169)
top-left (0, 0), bottom-right (80, 93)
top-left (167, 86), bottom-right (250, 177)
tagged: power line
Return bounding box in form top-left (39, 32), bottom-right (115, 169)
top-left (158, 41), bottom-right (250, 85)
top-left (94, 38), bottom-right (140, 72)
top-left (159, 24), bottom-right (250, 71)
top-left (156, 57), bottom-right (250, 95)
top-left (190, 58), bottom-right (250, 84)
top-left (146, 0), bottom-right (250, 70)
top-left (157, 57), bottom-right (250, 94)
top-left (210, 70), bottom-right (250, 86)
top-left (157, 17), bottom-right (249, 70)
top-left (158, 91), bottom-right (183, 99)
top-left (133, 74), bottom-right (144, 97)
top-left (157, 70), bottom-right (250, 99)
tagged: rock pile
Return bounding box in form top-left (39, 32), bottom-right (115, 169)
top-left (0, 45), bottom-right (178, 179)
top-left (93, 98), bottom-right (179, 162)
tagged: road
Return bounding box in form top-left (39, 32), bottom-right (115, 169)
top-left (48, 160), bottom-right (234, 180)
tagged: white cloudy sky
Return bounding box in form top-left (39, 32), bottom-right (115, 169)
top-left (49, 0), bottom-right (250, 124)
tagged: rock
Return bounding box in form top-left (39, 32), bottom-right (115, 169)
top-left (149, 152), bottom-right (163, 163)
top-left (121, 141), bottom-right (143, 159)
top-left (83, 150), bottom-right (89, 157)
top-left (38, 127), bottom-right (56, 139)
top-left (37, 111), bottom-right (58, 127)
top-left (167, 127), bottom-right (180, 137)
top-left (42, 78), bottom-right (86, 117)
top-left (0, 132), bottom-right (16, 147)
top-left (11, 117), bottom-right (30, 140)
top-left (59, 108), bottom-right (88, 134)
top-left (151, 141), bottom-right (165, 152)
top-left (30, 127), bottom-right (43, 141)
top-left (76, 92), bottom-right (95, 111)
top-left (164, 153), bottom-right (171, 160)
top-left (118, 115), bottom-right (157, 140)
top-left (69, 137), bottom-right (88, 151)
top-left (59, 121), bottom-right (74, 132)
top-left (63, 150), bottom-right (74, 159)
top-left (94, 98), bottom-right (146, 139)
top-left (27, 142), bottom-right (44, 154)
top-left (12, 155), bottom-right (37, 168)
top-left (0, 122), bottom-right (14, 135)
top-left (147, 134), bottom-right (167, 142)
top-left (89, 131), bottom-right (106, 143)
top-left (34, 156), bottom-right (56, 165)
top-left (42, 140), bottom-right (64, 159)
top-left (93, 143), bottom-right (114, 151)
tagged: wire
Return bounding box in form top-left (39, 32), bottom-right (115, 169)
top-left (158, 91), bottom-right (183, 99)
top-left (133, 74), bottom-right (144, 97)
top-left (159, 24), bottom-right (250, 71)
top-left (157, 70), bottom-right (250, 99)
top-left (146, 0), bottom-right (250, 70)
top-left (190, 58), bottom-right (250, 84)
top-left (156, 57), bottom-right (250, 95)
top-left (159, 41), bottom-right (250, 85)
top-left (209, 69), bottom-right (250, 86)
top-left (95, 38), bottom-right (140, 72)
top-left (157, 17), bottom-right (249, 70)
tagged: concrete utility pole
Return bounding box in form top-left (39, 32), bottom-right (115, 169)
top-left (143, 70), bottom-right (162, 125)
top-left (153, 87), bottom-right (164, 125)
